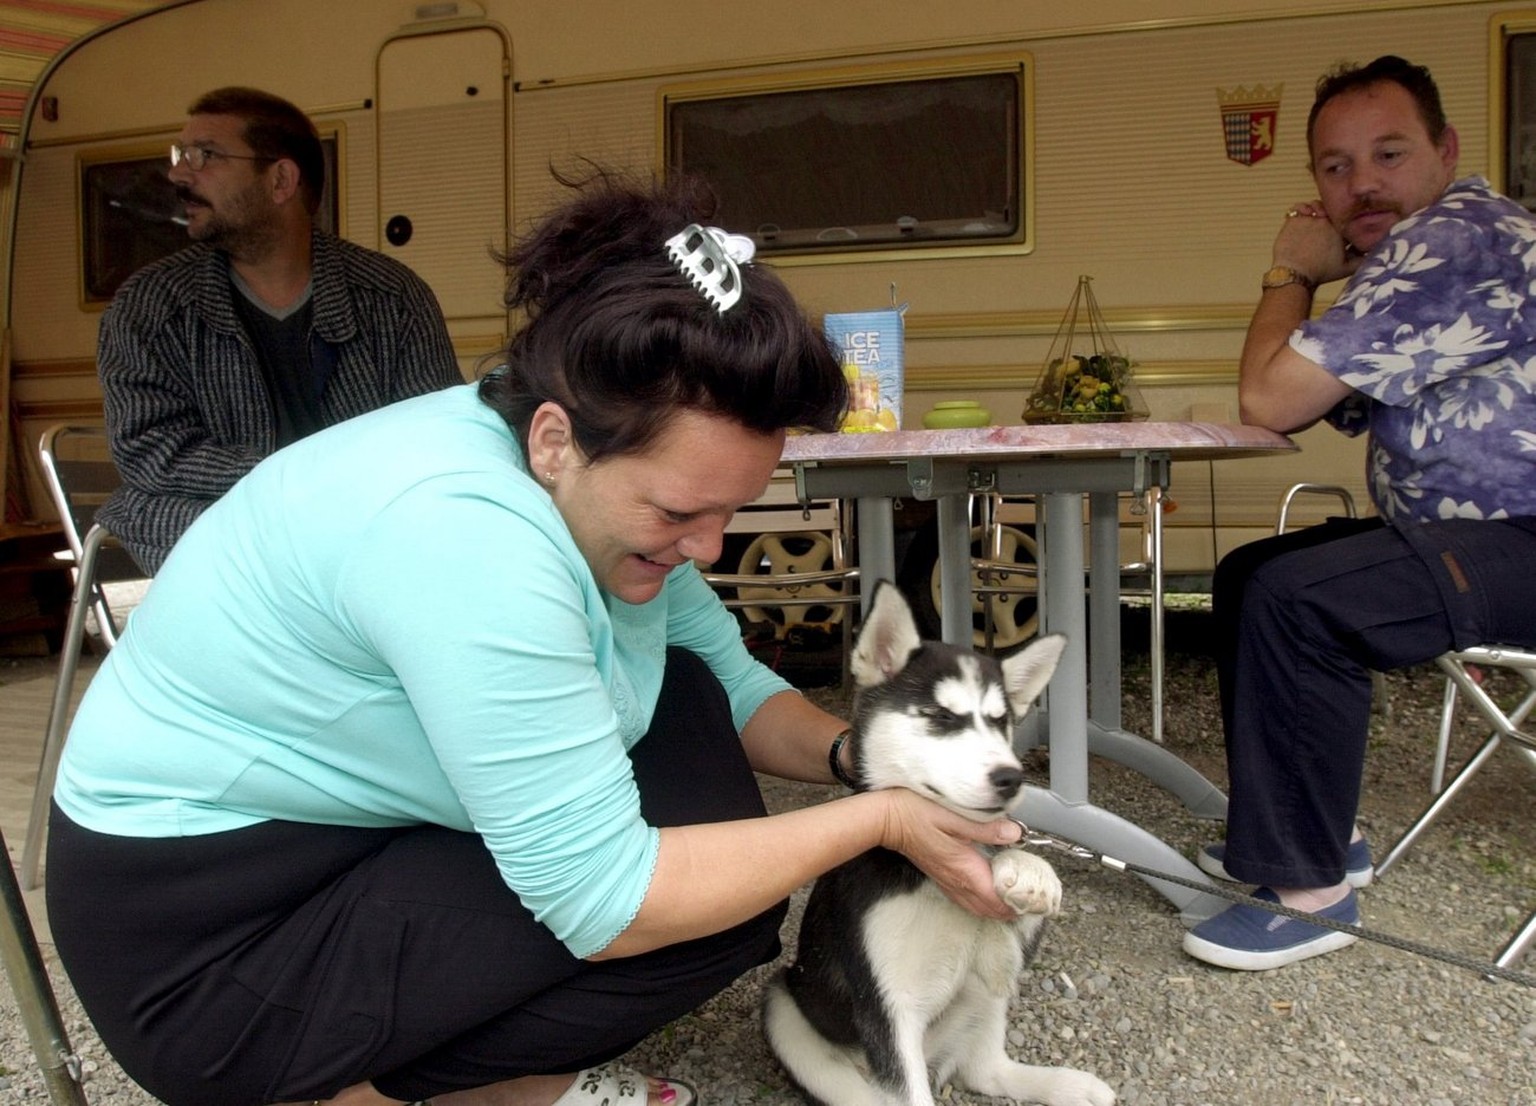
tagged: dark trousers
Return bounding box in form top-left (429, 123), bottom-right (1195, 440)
top-left (1211, 516), bottom-right (1536, 888)
top-left (46, 648), bottom-right (784, 1106)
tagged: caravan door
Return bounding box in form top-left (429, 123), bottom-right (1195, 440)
top-left (376, 26), bottom-right (510, 322)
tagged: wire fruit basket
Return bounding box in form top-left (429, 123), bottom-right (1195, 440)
top-left (1022, 275), bottom-right (1148, 423)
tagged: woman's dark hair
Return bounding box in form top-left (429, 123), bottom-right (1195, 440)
top-left (189, 86), bottom-right (326, 216)
top-left (479, 168), bottom-right (847, 462)
top-left (1307, 55), bottom-right (1448, 160)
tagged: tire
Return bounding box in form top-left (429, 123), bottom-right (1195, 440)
top-left (733, 530), bottom-right (850, 633)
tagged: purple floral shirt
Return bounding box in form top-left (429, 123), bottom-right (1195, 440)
top-left (1291, 177), bottom-right (1536, 523)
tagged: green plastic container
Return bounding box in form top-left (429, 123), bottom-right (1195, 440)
top-left (922, 400), bottom-right (991, 429)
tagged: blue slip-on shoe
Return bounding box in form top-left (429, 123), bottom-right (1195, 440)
top-left (1182, 887), bottom-right (1360, 971)
top-left (1196, 838), bottom-right (1373, 889)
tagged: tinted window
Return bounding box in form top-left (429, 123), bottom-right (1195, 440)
top-left (666, 65), bottom-right (1024, 255)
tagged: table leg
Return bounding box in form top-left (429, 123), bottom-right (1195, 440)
top-left (1088, 491), bottom-right (1121, 730)
top-left (1086, 722), bottom-right (1228, 819)
top-left (855, 496), bottom-right (896, 618)
top-left (1148, 484), bottom-right (1166, 745)
top-left (937, 494), bottom-right (972, 646)
top-left (1031, 493), bottom-right (1227, 925)
top-left (1014, 785), bottom-right (1227, 925)
top-left (1042, 493), bottom-right (1088, 803)
top-left (1086, 491), bottom-right (1226, 819)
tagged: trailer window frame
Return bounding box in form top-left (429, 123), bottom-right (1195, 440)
top-left (77, 127), bottom-right (343, 308)
top-left (659, 53), bottom-right (1033, 265)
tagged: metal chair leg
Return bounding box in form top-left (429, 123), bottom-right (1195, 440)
top-left (1378, 649), bottom-right (1536, 971)
top-left (20, 525), bottom-right (110, 891)
top-left (1376, 730), bottom-right (1503, 878)
top-left (1431, 675), bottom-right (1457, 793)
top-left (0, 827), bottom-right (89, 1105)
top-left (1496, 908), bottom-right (1536, 970)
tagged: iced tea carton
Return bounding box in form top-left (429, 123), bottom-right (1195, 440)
top-left (824, 306), bottom-right (906, 432)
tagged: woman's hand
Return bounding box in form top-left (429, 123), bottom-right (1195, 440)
top-left (877, 788), bottom-right (1026, 919)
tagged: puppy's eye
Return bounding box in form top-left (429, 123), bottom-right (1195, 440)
top-left (920, 706), bottom-right (961, 725)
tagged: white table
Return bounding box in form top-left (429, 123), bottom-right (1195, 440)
top-left (782, 421), bottom-right (1296, 924)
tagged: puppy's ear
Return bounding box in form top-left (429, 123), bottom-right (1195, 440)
top-left (1001, 633), bottom-right (1066, 714)
top-left (850, 581), bottom-right (922, 688)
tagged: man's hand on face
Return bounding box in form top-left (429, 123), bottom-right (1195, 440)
top-left (1272, 201), bottom-right (1362, 287)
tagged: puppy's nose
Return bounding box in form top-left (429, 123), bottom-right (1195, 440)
top-left (989, 764), bottom-right (1024, 799)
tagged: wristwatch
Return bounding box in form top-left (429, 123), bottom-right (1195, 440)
top-left (1261, 265), bottom-right (1315, 291)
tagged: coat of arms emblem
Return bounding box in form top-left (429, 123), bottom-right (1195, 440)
top-left (1217, 84), bottom-right (1282, 166)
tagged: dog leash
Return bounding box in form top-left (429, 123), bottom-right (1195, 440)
top-left (1007, 819), bottom-right (1536, 988)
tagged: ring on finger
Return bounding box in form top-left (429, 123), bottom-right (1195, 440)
top-left (1286, 209), bottom-right (1300, 217)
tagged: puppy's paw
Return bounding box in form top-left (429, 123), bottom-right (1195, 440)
top-left (992, 848), bottom-right (1062, 916)
top-left (1044, 1068), bottom-right (1117, 1106)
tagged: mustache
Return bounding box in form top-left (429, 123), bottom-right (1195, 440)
top-left (1347, 200), bottom-right (1401, 221)
top-left (174, 184), bottom-right (208, 207)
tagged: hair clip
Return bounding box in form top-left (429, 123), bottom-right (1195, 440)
top-left (665, 224), bottom-right (754, 313)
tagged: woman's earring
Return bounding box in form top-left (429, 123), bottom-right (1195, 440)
top-left (543, 471), bottom-right (556, 485)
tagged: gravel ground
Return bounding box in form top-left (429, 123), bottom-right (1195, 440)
top-left (3, 612), bottom-right (1535, 1105)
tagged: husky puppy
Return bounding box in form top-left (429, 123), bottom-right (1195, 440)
top-left (763, 582), bottom-right (1115, 1106)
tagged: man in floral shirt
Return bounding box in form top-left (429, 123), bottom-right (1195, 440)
top-left (1184, 55), bottom-right (1536, 971)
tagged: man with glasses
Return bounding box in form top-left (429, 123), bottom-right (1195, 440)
top-left (96, 86), bottom-right (460, 575)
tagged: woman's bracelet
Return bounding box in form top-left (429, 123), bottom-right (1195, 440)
top-left (828, 727), bottom-right (858, 788)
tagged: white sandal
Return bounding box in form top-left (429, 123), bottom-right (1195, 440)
top-left (549, 1063), bottom-right (699, 1106)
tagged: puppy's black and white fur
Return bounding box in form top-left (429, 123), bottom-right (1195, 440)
top-left (763, 582), bottom-right (1115, 1106)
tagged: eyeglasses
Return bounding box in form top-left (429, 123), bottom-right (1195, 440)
top-left (169, 143), bottom-right (273, 171)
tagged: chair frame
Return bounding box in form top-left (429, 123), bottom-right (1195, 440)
top-left (1375, 644), bottom-right (1536, 971)
top-left (1, 825), bottom-right (89, 1105)
top-left (19, 524), bottom-right (118, 891)
top-left (1274, 482), bottom-right (1535, 968)
top-left (37, 426), bottom-right (122, 648)
top-left (21, 426), bottom-right (145, 891)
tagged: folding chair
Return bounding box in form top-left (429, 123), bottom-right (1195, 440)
top-left (19, 427), bottom-right (146, 891)
top-left (35, 426), bottom-right (141, 648)
top-left (1374, 643), bottom-right (1536, 971)
top-left (1, 826), bottom-right (89, 1105)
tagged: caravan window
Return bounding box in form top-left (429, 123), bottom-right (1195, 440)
top-left (664, 57), bottom-right (1029, 257)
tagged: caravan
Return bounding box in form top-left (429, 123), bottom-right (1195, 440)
top-left (2, 0), bottom-right (1528, 630)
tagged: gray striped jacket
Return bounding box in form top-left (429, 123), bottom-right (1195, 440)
top-left (97, 230), bottom-right (462, 574)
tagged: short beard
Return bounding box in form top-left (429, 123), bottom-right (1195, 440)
top-left (181, 190), bottom-right (278, 261)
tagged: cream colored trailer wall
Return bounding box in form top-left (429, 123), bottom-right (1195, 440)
top-left (20, 1), bottom-right (397, 141)
top-left (32, 0), bottom-right (1458, 142)
top-left (500, 1), bottom-right (1504, 566)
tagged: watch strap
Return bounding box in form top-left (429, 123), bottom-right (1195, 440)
top-left (1262, 265), bottom-right (1315, 291)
